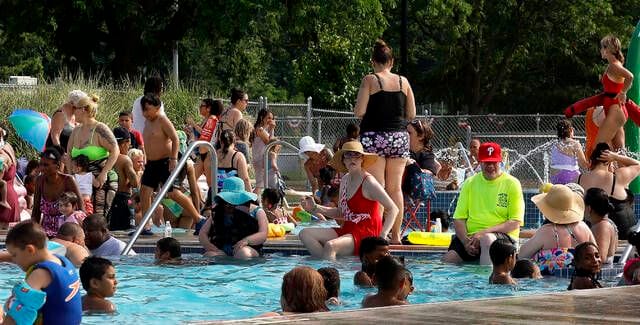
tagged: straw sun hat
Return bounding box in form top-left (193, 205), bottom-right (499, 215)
top-left (328, 141), bottom-right (377, 173)
top-left (531, 184), bottom-right (584, 224)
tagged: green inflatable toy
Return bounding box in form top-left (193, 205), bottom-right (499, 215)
top-left (625, 20), bottom-right (640, 194)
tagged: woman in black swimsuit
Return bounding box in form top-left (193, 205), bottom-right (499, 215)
top-left (578, 143), bottom-right (640, 239)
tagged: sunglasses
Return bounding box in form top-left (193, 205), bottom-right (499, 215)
top-left (343, 151), bottom-right (363, 159)
top-left (409, 119), bottom-right (423, 131)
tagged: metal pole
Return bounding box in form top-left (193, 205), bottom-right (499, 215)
top-left (172, 41), bottom-right (179, 88)
top-left (457, 142), bottom-right (475, 175)
top-left (306, 96), bottom-right (313, 137)
top-left (122, 140), bottom-right (217, 255)
top-left (619, 223), bottom-right (640, 265)
top-left (317, 119), bottom-right (322, 144)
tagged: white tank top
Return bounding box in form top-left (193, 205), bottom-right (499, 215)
top-left (74, 172), bottom-right (93, 196)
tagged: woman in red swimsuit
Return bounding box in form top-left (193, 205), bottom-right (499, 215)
top-left (298, 141), bottom-right (399, 260)
top-left (565, 35), bottom-right (635, 150)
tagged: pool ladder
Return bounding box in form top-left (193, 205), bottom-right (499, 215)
top-left (618, 223), bottom-right (640, 265)
top-left (122, 140), bottom-right (218, 255)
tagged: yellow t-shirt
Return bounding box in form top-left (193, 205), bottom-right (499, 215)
top-left (453, 172), bottom-right (525, 239)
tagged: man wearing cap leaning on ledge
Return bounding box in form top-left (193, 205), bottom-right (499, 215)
top-left (442, 142), bottom-right (525, 265)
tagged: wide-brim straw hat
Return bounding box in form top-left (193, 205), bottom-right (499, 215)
top-left (531, 184), bottom-right (584, 224)
top-left (298, 136), bottom-right (325, 158)
top-left (328, 141), bottom-right (377, 173)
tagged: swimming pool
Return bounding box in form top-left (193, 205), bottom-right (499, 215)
top-left (0, 254), bottom-right (583, 324)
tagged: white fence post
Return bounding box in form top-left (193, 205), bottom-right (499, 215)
top-left (306, 96), bottom-right (313, 137)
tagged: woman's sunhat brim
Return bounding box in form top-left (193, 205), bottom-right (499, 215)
top-left (328, 142), bottom-right (378, 173)
top-left (531, 190), bottom-right (584, 225)
top-left (215, 191), bottom-right (258, 205)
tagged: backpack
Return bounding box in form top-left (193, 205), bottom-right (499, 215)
top-left (402, 162), bottom-right (436, 202)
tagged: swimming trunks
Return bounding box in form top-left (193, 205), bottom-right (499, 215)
top-left (140, 157), bottom-right (186, 190)
top-left (107, 192), bottom-right (132, 230)
top-left (360, 131), bottom-right (409, 158)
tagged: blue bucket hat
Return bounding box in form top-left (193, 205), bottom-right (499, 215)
top-left (215, 177), bottom-right (257, 205)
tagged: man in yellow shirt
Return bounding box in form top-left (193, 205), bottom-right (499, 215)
top-left (442, 142), bottom-right (524, 265)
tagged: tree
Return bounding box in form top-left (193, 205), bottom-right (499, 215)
top-left (392, 0), bottom-right (637, 114)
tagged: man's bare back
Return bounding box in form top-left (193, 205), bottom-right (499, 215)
top-left (114, 154), bottom-right (138, 193)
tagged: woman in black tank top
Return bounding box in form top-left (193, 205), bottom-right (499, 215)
top-left (216, 130), bottom-right (251, 193)
top-left (578, 142), bottom-right (640, 239)
top-left (353, 40), bottom-right (417, 244)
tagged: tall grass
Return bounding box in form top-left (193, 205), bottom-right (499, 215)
top-left (0, 76), bottom-right (205, 159)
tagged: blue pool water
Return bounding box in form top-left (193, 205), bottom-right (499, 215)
top-left (0, 254), bottom-right (586, 324)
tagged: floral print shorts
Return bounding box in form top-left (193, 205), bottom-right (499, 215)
top-left (360, 131), bottom-right (409, 158)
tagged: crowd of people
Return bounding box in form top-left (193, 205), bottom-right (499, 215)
top-left (1, 35), bottom-right (640, 323)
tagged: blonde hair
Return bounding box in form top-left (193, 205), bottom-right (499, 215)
top-left (234, 118), bottom-right (253, 142)
top-left (601, 35), bottom-right (624, 63)
top-left (281, 266), bottom-right (328, 313)
top-left (127, 148), bottom-right (144, 160)
top-left (76, 94), bottom-right (100, 117)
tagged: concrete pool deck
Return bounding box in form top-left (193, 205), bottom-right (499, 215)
top-left (193, 285), bottom-right (640, 324)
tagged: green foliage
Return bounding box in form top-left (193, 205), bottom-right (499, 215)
top-left (398, 0), bottom-right (639, 113)
top-left (0, 0), bottom-right (638, 114)
top-left (0, 77), bottom-right (203, 159)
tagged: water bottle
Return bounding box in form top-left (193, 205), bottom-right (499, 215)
top-left (164, 221), bottom-right (172, 238)
top-left (434, 218), bottom-right (442, 233)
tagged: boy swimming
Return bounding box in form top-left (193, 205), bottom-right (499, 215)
top-left (80, 256), bottom-right (118, 313)
top-left (2, 221), bottom-right (82, 324)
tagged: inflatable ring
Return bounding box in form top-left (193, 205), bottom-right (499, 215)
top-left (268, 223), bottom-right (286, 238)
top-left (407, 232), bottom-right (452, 246)
top-left (281, 222), bottom-right (295, 232)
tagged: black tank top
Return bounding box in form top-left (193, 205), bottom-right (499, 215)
top-left (45, 109), bottom-right (73, 151)
top-left (359, 74), bottom-right (407, 132)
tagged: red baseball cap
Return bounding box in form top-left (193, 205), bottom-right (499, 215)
top-left (478, 142), bottom-right (502, 163)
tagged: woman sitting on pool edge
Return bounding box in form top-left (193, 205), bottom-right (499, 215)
top-left (198, 177), bottom-right (268, 258)
top-left (298, 141), bottom-right (398, 260)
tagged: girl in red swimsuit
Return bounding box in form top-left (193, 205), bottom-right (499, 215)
top-left (565, 35), bottom-right (635, 150)
top-left (298, 141), bottom-right (399, 260)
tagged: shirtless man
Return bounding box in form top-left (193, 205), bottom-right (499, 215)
top-left (219, 88), bottom-right (248, 131)
top-left (140, 94), bottom-right (202, 230)
top-left (53, 222), bottom-right (90, 267)
top-left (107, 127), bottom-right (139, 231)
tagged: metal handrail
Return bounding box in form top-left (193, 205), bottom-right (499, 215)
top-left (122, 140), bottom-right (217, 255)
top-left (457, 142), bottom-right (476, 176)
top-left (619, 223), bottom-right (640, 265)
top-left (264, 140), bottom-right (300, 189)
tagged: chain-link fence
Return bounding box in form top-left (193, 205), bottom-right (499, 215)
top-left (295, 108), bottom-right (586, 190)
